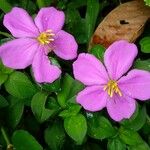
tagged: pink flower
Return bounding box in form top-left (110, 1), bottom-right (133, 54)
top-left (0, 7), bottom-right (77, 83)
top-left (73, 40), bottom-right (150, 121)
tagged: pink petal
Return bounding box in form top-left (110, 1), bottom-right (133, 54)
top-left (0, 38), bottom-right (38, 69)
top-left (77, 86), bottom-right (107, 111)
top-left (32, 47), bottom-right (61, 83)
top-left (106, 94), bottom-right (136, 121)
top-left (34, 7), bottom-right (65, 33)
top-left (4, 7), bottom-right (39, 38)
top-left (73, 53), bottom-right (109, 86)
top-left (118, 69), bottom-right (150, 100)
top-left (104, 40), bottom-right (138, 80)
top-left (53, 30), bottom-right (78, 60)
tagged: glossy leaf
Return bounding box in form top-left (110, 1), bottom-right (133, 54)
top-left (5, 71), bottom-right (37, 99)
top-left (119, 127), bottom-right (143, 145)
top-left (128, 142), bottom-right (150, 150)
top-left (144, 0), bottom-right (150, 7)
top-left (85, 0), bottom-right (100, 41)
top-left (44, 121), bottom-right (65, 150)
top-left (64, 114), bottom-right (87, 144)
top-left (107, 138), bottom-right (126, 150)
top-left (12, 130), bottom-right (43, 150)
top-left (87, 113), bottom-right (117, 140)
top-left (121, 105), bottom-right (146, 131)
top-left (0, 95), bottom-right (8, 108)
top-left (31, 92), bottom-right (55, 123)
top-left (59, 103), bottom-right (81, 118)
top-left (140, 37), bottom-right (150, 53)
top-left (40, 78), bottom-right (60, 92)
top-left (7, 96), bottom-right (24, 128)
top-left (90, 44), bottom-right (105, 61)
top-left (134, 59), bottom-right (150, 71)
top-left (57, 74), bottom-right (84, 108)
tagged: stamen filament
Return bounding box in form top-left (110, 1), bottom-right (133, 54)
top-left (104, 80), bottom-right (122, 97)
top-left (37, 29), bottom-right (55, 45)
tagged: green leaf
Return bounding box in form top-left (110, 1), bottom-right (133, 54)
top-left (44, 121), bottom-right (65, 150)
top-left (0, 60), bottom-right (13, 85)
top-left (107, 138), bottom-right (126, 150)
top-left (0, 38), bottom-right (12, 45)
top-left (128, 142), bottom-right (150, 150)
top-left (0, 0), bottom-right (12, 13)
top-left (57, 74), bottom-right (84, 108)
top-left (12, 130), bottom-right (43, 150)
top-left (46, 97), bottom-right (60, 111)
top-left (85, 0), bottom-right (100, 41)
top-left (40, 78), bottom-right (60, 92)
top-left (144, 0), bottom-right (150, 6)
top-left (5, 71), bottom-right (37, 99)
top-left (0, 73), bottom-right (8, 85)
top-left (31, 92), bottom-right (55, 123)
top-left (68, 0), bottom-right (87, 8)
top-left (36, 0), bottom-right (52, 8)
top-left (87, 113), bottom-right (117, 140)
top-left (90, 44), bottom-right (105, 61)
top-left (64, 114), bottom-right (87, 144)
top-left (7, 96), bottom-right (24, 128)
top-left (119, 127), bottom-right (143, 145)
top-left (0, 60), bottom-right (13, 74)
top-left (65, 8), bottom-right (88, 44)
top-left (121, 105), bottom-right (146, 131)
top-left (140, 37), bottom-right (150, 53)
top-left (0, 95), bottom-right (8, 108)
top-left (134, 59), bottom-right (150, 71)
top-left (59, 103), bottom-right (81, 118)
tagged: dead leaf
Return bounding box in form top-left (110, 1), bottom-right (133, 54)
top-left (89, 0), bottom-right (150, 49)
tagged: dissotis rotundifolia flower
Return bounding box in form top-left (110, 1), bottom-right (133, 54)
top-left (73, 40), bottom-right (150, 121)
top-left (0, 7), bottom-right (77, 83)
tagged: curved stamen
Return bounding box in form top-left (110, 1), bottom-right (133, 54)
top-left (103, 80), bottom-right (122, 97)
top-left (37, 29), bottom-right (55, 45)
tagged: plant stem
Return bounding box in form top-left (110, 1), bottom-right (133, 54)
top-left (0, 31), bottom-right (12, 38)
top-left (1, 127), bottom-right (13, 150)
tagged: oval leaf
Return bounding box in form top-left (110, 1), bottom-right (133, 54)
top-left (107, 138), bottom-right (126, 150)
top-left (5, 71), bottom-right (37, 99)
top-left (140, 36), bottom-right (150, 53)
top-left (12, 130), bottom-right (43, 150)
top-left (31, 92), bottom-right (55, 123)
top-left (44, 121), bottom-right (65, 150)
top-left (87, 113), bottom-right (117, 140)
top-left (64, 114), bottom-right (87, 144)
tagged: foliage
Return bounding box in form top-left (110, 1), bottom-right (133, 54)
top-left (0, 0), bottom-right (150, 150)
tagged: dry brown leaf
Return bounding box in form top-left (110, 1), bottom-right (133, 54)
top-left (89, 0), bottom-right (150, 49)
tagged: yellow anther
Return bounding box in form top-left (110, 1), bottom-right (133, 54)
top-left (103, 80), bottom-right (122, 97)
top-left (37, 29), bottom-right (55, 45)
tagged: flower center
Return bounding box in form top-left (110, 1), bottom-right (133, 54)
top-left (103, 80), bottom-right (122, 97)
top-left (37, 29), bottom-right (55, 45)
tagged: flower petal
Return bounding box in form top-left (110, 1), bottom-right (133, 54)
top-left (77, 86), bottom-right (107, 111)
top-left (118, 69), bottom-right (150, 100)
top-left (4, 7), bottom-right (39, 38)
top-left (104, 40), bottom-right (138, 80)
top-left (53, 30), bottom-right (78, 60)
top-left (32, 47), bottom-right (61, 83)
top-left (73, 53), bottom-right (109, 86)
top-left (106, 94), bottom-right (136, 121)
top-left (34, 7), bottom-right (65, 33)
top-left (0, 38), bottom-right (38, 69)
